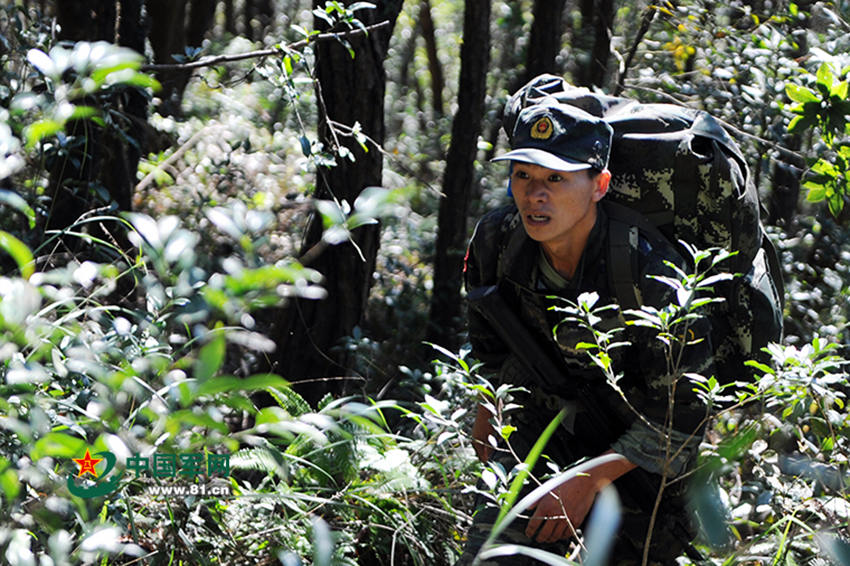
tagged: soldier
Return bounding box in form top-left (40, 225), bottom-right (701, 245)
top-left (458, 99), bottom-right (714, 565)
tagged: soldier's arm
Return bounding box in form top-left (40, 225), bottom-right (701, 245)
top-left (464, 211), bottom-right (513, 462)
top-left (471, 403), bottom-right (496, 463)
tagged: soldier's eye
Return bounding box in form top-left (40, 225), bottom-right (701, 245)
top-left (548, 174), bottom-right (563, 182)
top-left (514, 170), bottom-right (530, 179)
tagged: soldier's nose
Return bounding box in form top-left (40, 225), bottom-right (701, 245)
top-left (529, 183), bottom-right (547, 200)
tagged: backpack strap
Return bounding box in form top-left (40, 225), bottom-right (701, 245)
top-left (604, 201), bottom-right (675, 311)
top-left (760, 228), bottom-right (786, 309)
top-left (605, 202), bottom-right (645, 311)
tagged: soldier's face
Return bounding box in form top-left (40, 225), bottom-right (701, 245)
top-left (510, 162), bottom-right (609, 253)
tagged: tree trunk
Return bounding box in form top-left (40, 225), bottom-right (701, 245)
top-left (244, 0), bottom-right (273, 41)
top-left (145, 0), bottom-right (215, 117)
top-left (146, 0), bottom-right (188, 115)
top-left (187, 0), bottom-right (216, 47)
top-left (419, 0), bottom-right (445, 118)
top-left (389, 12), bottom-right (419, 135)
top-left (427, 0), bottom-right (491, 349)
top-left (274, 0), bottom-right (403, 405)
top-left (588, 0), bottom-right (615, 88)
top-left (53, 1), bottom-right (116, 42)
top-left (46, 0), bottom-right (148, 241)
top-left (243, 0), bottom-right (256, 40)
top-left (223, 0), bottom-right (238, 36)
top-left (525, 0), bottom-right (566, 82)
top-left (574, 0), bottom-right (615, 88)
top-left (483, 2), bottom-right (525, 162)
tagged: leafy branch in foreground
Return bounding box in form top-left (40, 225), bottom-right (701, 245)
top-left (12, 41), bottom-right (159, 150)
top-left (562, 246), bottom-right (850, 565)
top-left (786, 60), bottom-right (850, 217)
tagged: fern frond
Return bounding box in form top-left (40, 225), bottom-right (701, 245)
top-left (268, 385), bottom-right (312, 416)
top-left (230, 445), bottom-right (289, 480)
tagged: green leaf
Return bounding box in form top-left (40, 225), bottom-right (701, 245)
top-left (744, 360), bottom-right (775, 375)
top-left (816, 62), bottom-right (835, 92)
top-left (0, 190), bottom-right (35, 229)
top-left (27, 48), bottom-right (56, 77)
top-left (811, 158), bottom-right (838, 176)
top-left (166, 410), bottom-right (230, 433)
top-left (689, 476), bottom-right (733, 550)
top-left (353, 186), bottom-right (398, 218)
top-left (805, 184), bottom-right (827, 203)
top-left (193, 374), bottom-right (290, 398)
top-left (717, 423), bottom-right (758, 461)
top-left (785, 83), bottom-right (819, 103)
top-left (827, 192), bottom-right (844, 216)
top-left (500, 425), bottom-right (517, 440)
top-left (479, 545), bottom-right (577, 565)
top-left (195, 332), bottom-right (226, 382)
top-left (30, 433), bottom-right (87, 461)
top-left (299, 135), bottom-right (312, 156)
top-left (291, 24), bottom-right (310, 38)
top-left (0, 466), bottom-right (20, 502)
top-left (787, 114), bottom-right (815, 135)
top-left (89, 61), bottom-right (139, 83)
top-left (69, 105), bottom-right (98, 121)
top-left (0, 231), bottom-right (34, 279)
top-left (313, 8), bottom-right (335, 26)
top-left (348, 2), bottom-right (377, 12)
top-left (316, 200), bottom-right (346, 229)
top-left (23, 119), bottom-right (63, 148)
top-left (817, 533), bottom-right (850, 566)
top-left (312, 516), bottom-right (334, 566)
top-left (114, 72), bottom-right (160, 90)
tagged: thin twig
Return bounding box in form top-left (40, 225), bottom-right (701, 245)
top-left (615, 5), bottom-right (658, 96)
top-left (135, 125), bottom-right (227, 193)
top-left (141, 21), bottom-right (391, 72)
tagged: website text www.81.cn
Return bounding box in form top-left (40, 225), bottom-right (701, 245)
top-left (144, 483), bottom-right (232, 497)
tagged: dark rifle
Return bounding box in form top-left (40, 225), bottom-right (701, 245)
top-left (467, 284), bottom-right (620, 443)
top-left (467, 283), bottom-right (704, 562)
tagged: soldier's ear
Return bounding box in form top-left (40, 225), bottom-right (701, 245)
top-left (592, 170), bottom-right (611, 202)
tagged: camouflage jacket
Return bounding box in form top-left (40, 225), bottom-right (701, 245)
top-left (464, 200), bottom-right (715, 477)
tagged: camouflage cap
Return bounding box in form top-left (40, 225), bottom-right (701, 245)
top-left (495, 102), bottom-right (613, 172)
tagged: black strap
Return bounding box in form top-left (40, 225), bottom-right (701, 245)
top-left (605, 201), bottom-right (678, 312)
top-left (607, 216), bottom-right (640, 311)
top-left (760, 229), bottom-right (786, 311)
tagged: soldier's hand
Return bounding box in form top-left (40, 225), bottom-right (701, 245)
top-left (525, 450), bottom-right (638, 543)
top-left (471, 403), bottom-right (496, 463)
top-left (525, 473), bottom-right (597, 543)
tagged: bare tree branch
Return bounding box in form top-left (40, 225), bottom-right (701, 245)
top-left (140, 21), bottom-right (391, 72)
top-left (614, 5), bottom-right (657, 96)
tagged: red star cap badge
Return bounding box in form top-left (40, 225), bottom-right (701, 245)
top-left (73, 449), bottom-right (103, 478)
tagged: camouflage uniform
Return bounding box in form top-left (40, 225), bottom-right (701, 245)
top-left (457, 199), bottom-right (715, 566)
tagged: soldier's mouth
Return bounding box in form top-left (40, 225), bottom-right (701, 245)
top-left (527, 214), bottom-right (550, 223)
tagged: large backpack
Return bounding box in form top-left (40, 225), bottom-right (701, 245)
top-left (504, 75), bottom-right (784, 382)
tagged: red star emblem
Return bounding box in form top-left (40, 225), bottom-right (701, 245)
top-left (73, 450), bottom-right (103, 478)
